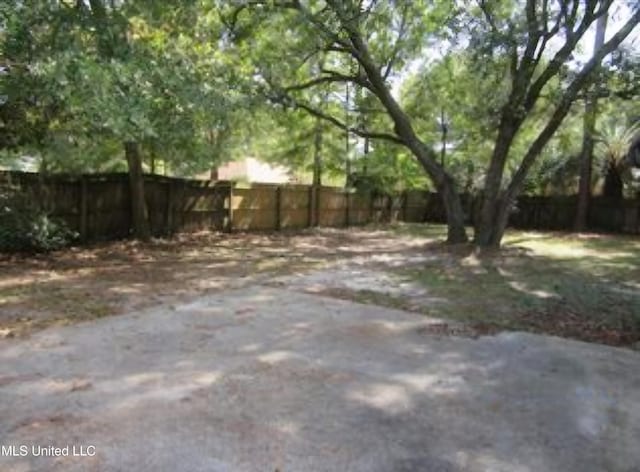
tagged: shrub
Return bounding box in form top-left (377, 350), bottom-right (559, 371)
top-left (0, 186), bottom-right (77, 253)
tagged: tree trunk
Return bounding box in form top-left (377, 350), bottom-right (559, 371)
top-left (400, 140), bottom-right (467, 243)
top-left (440, 107), bottom-right (447, 168)
top-left (346, 32), bottom-right (468, 243)
top-left (574, 104), bottom-right (597, 230)
top-left (485, 197), bottom-right (513, 248)
top-left (474, 119), bottom-right (518, 247)
top-left (575, 14), bottom-right (607, 231)
top-left (313, 118), bottom-right (322, 187)
top-left (470, 2), bottom-right (638, 249)
top-left (437, 174), bottom-right (468, 243)
top-left (344, 81), bottom-right (351, 188)
top-left (362, 136), bottom-right (369, 175)
top-left (475, 198), bottom-right (509, 248)
top-left (603, 160), bottom-right (624, 199)
top-left (124, 141), bottom-right (151, 241)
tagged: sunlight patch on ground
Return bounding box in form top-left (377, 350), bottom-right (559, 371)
top-left (258, 351), bottom-right (297, 365)
top-left (348, 383), bottom-right (412, 414)
top-left (508, 281), bottom-right (559, 299)
top-left (516, 239), bottom-right (634, 261)
top-left (2, 225), bottom-right (638, 346)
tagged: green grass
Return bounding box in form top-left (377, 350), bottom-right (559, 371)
top-left (390, 223), bottom-right (640, 346)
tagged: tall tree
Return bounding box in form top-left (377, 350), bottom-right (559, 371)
top-left (227, 0), bottom-right (639, 247)
top-left (575, 13), bottom-right (608, 231)
top-left (1, 0), bottom-right (239, 239)
top-left (471, 0), bottom-right (639, 247)
top-left (226, 0), bottom-right (470, 243)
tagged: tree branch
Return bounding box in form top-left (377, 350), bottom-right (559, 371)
top-left (523, 0), bottom-right (613, 111)
top-left (511, 0), bottom-right (544, 95)
top-left (283, 74), bottom-right (364, 92)
top-left (477, 0), bottom-right (502, 37)
top-left (324, 0), bottom-right (447, 182)
top-left (381, 3), bottom-right (410, 81)
top-left (292, 1), bottom-right (360, 57)
top-left (506, 6), bottom-right (640, 201)
top-left (293, 100), bottom-right (402, 144)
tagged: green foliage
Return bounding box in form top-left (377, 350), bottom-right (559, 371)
top-left (596, 119), bottom-right (640, 164)
top-left (240, 106), bottom-right (346, 183)
top-left (595, 118), bottom-right (640, 196)
top-left (1, 0), bottom-right (246, 176)
top-left (0, 187), bottom-right (77, 252)
top-left (400, 53), bottom-right (500, 190)
top-left (350, 142), bottom-right (430, 193)
top-left (2, 0), bottom-right (638, 212)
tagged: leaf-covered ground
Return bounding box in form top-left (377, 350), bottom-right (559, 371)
top-left (395, 226), bottom-right (640, 346)
top-left (1, 224), bottom-right (638, 347)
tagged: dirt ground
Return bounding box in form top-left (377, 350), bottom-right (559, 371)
top-left (1, 226), bottom-right (440, 336)
top-left (1, 225), bottom-right (640, 471)
top-left (1, 224), bottom-right (638, 346)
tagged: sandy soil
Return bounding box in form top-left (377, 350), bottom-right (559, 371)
top-left (1, 225), bottom-right (638, 346)
top-left (0, 228), bottom-right (432, 337)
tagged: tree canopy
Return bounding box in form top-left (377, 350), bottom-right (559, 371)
top-left (1, 0), bottom-right (638, 246)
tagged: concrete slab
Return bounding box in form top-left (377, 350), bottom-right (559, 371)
top-left (0, 287), bottom-right (639, 472)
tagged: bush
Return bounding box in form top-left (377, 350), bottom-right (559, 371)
top-left (0, 186), bottom-right (78, 253)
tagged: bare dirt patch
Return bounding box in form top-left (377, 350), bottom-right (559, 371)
top-left (1, 224), bottom-right (638, 347)
top-left (0, 227), bottom-right (431, 337)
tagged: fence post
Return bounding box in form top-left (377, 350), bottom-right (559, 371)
top-left (369, 191), bottom-right (376, 223)
top-left (312, 186), bottom-right (322, 227)
top-left (166, 179), bottom-right (174, 235)
top-left (308, 186), bottom-right (314, 227)
top-left (275, 185), bottom-right (282, 231)
top-left (226, 183), bottom-right (234, 233)
top-left (345, 190), bottom-right (351, 227)
top-left (401, 190), bottom-right (408, 222)
top-left (79, 175), bottom-right (88, 241)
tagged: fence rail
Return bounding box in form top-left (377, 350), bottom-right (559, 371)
top-left (2, 171), bottom-right (639, 241)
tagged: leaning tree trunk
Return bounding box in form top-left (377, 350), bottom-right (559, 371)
top-left (124, 141), bottom-right (151, 241)
top-left (344, 32), bottom-right (468, 244)
top-left (400, 136), bottom-right (468, 243)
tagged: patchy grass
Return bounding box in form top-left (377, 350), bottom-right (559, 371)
top-left (1, 224), bottom-right (638, 347)
top-left (503, 231), bottom-right (640, 281)
top-left (315, 287), bottom-right (499, 338)
top-left (390, 224), bottom-right (640, 346)
top-left (318, 287), bottom-right (412, 312)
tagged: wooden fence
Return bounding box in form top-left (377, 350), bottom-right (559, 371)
top-left (2, 171), bottom-right (639, 241)
top-left (416, 192), bottom-right (640, 234)
top-left (1, 172), bottom-right (232, 240)
top-left (0, 172), bottom-right (404, 241)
